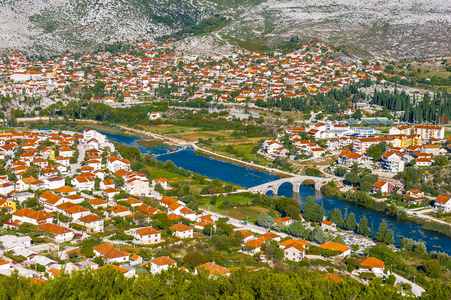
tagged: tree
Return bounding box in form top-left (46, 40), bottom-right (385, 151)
top-left (183, 251), bottom-right (206, 268)
top-left (327, 208), bottom-right (343, 226)
top-left (424, 259), bottom-right (442, 278)
top-left (346, 172), bottom-right (360, 185)
top-left (358, 216), bottom-right (370, 236)
top-left (346, 257), bottom-right (358, 272)
top-left (360, 181), bottom-right (373, 193)
top-left (352, 109), bottom-right (362, 120)
top-left (334, 235), bottom-right (346, 245)
top-left (285, 204), bottom-right (300, 220)
top-left (312, 204), bottom-right (324, 223)
top-left (257, 213), bottom-right (273, 229)
top-left (371, 221), bottom-right (374, 239)
top-left (312, 227), bottom-right (326, 244)
top-left (303, 196), bottom-right (315, 221)
top-left (383, 229), bottom-right (394, 245)
top-left (344, 213), bottom-right (357, 231)
top-left (334, 167), bottom-right (347, 177)
top-left (376, 220), bottom-right (388, 242)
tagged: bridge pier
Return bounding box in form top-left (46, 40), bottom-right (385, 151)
top-left (292, 182), bottom-right (300, 193)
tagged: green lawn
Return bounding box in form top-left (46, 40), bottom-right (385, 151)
top-left (147, 168), bottom-right (189, 180)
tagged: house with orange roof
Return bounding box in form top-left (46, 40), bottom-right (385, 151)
top-left (278, 238), bottom-right (311, 250)
top-left (321, 220), bottom-right (337, 231)
top-left (274, 216), bottom-right (293, 226)
top-left (93, 243), bottom-right (129, 264)
top-left (101, 187), bottom-right (120, 199)
top-left (283, 242), bottom-right (305, 261)
top-left (152, 178), bottom-right (169, 189)
top-left (88, 198), bottom-right (108, 209)
top-left (62, 204), bottom-right (90, 221)
top-left (196, 262), bottom-right (230, 277)
top-left (16, 176), bottom-right (36, 191)
top-left (319, 242), bottom-right (351, 257)
top-left (337, 149), bottom-right (363, 165)
top-left (358, 257), bottom-right (385, 276)
top-left (131, 227), bottom-right (161, 244)
top-left (95, 264), bottom-right (136, 278)
top-left (100, 179), bottom-right (115, 190)
top-left (323, 273), bottom-right (343, 283)
top-left (235, 230), bottom-right (255, 242)
top-left (107, 156), bottom-right (131, 173)
top-left (434, 195), bottom-right (451, 213)
top-left (108, 205), bottom-right (131, 217)
top-left (38, 223), bottom-right (74, 242)
top-left (169, 223), bottom-right (193, 239)
top-left (11, 208), bottom-right (55, 225)
top-left (71, 175), bottom-right (95, 191)
top-left (150, 256), bottom-right (177, 274)
top-left (137, 204), bottom-right (159, 215)
top-left (39, 191), bottom-right (64, 212)
top-left (372, 180), bottom-right (394, 194)
top-left (124, 198), bottom-right (142, 207)
top-left (242, 239), bottom-right (264, 255)
top-left (260, 231), bottom-right (281, 242)
top-left (76, 214), bottom-right (104, 232)
top-left (403, 189), bottom-right (425, 205)
top-left (59, 146), bottom-right (74, 158)
top-left (159, 196), bottom-right (181, 208)
top-left (53, 185), bottom-right (77, 196)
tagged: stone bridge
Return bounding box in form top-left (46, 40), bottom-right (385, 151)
top-left (248, 176), bottom-right (333, 195)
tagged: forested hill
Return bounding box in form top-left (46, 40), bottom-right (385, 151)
top-left (3, 266), bottom-right (449, 299)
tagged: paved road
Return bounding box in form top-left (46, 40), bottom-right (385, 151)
top-left (391, 271), bottom-right (425, 297)
top-left (201, 208), bottom-right (288, 237)
top-left (68, 142), bottom-right (85, 177)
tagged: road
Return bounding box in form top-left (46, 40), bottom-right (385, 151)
top-left (390, 271), bottom-right (425, 297)
top-left (201, 207), bottom-right (288, 237)
top-left (68, 142), bottom-right (85, 177)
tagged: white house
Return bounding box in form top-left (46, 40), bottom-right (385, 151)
top-left (131, 227), bottom-right (161, 244)
top-left (107, 157), bottom-right (131, 173)
top-left (358, 257), bottom-right (385, 276)
top-left (148, 112), bottom-right (162, 120)
top-left (169, 224), bottom-right (193, 239)
top-left (93, 243), bottom-right (129, 264)
top-left (434, 195), bottom-right (451, 213)
top-left (152, 178), bottom-right (169, 189)
top-left (77, 214), bottom-right (104, 232)
top-left (150, 256), bottom-right (177, 274)
top-left (44, 177), bottom-right (65, 190)
top-left (37, 223), bottom-right (74, 242)
top-left (71, 176), bottom-right (95, 191)
top-left (283, 243), bottom-right (305, 262)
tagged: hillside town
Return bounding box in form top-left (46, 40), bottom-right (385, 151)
top-left (0, 128), bottom-right (424, 295)
top-left (0, 40), bottom-right (398, 109)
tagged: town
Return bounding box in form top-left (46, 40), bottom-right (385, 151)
top-left (0, 39), bottom-right (449, 298)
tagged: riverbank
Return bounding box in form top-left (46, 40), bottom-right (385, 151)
top-left (322, 185), bottom-right (451, 239)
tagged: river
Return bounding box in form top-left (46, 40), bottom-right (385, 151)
top-left (104, 131), bottom-right (451, 254)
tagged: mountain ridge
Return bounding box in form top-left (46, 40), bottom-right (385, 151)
top-left (0, 0), bottom-right (450, 59)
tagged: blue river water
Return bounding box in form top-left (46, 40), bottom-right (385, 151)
top-left (104, 131), bottom-right (451, 254)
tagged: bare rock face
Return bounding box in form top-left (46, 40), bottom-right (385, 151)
top-left (0, 0), bottom-right (449, 59)
top-left (221, 0), bottom-right (451, 59)
top-left (0, 0), bottom-right (209, 54)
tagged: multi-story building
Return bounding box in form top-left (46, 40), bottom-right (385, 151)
top-left (390, 135), bottom-right (422, 149)
top-left (414, 125), bottom-right (444, 140)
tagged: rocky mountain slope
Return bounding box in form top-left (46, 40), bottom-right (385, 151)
top-left (0, 0), bottom-right (215, 54)
top-left (0, 0), bottom-right (450, 58)
top-left (220, 0), bottom-right (451, 59)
